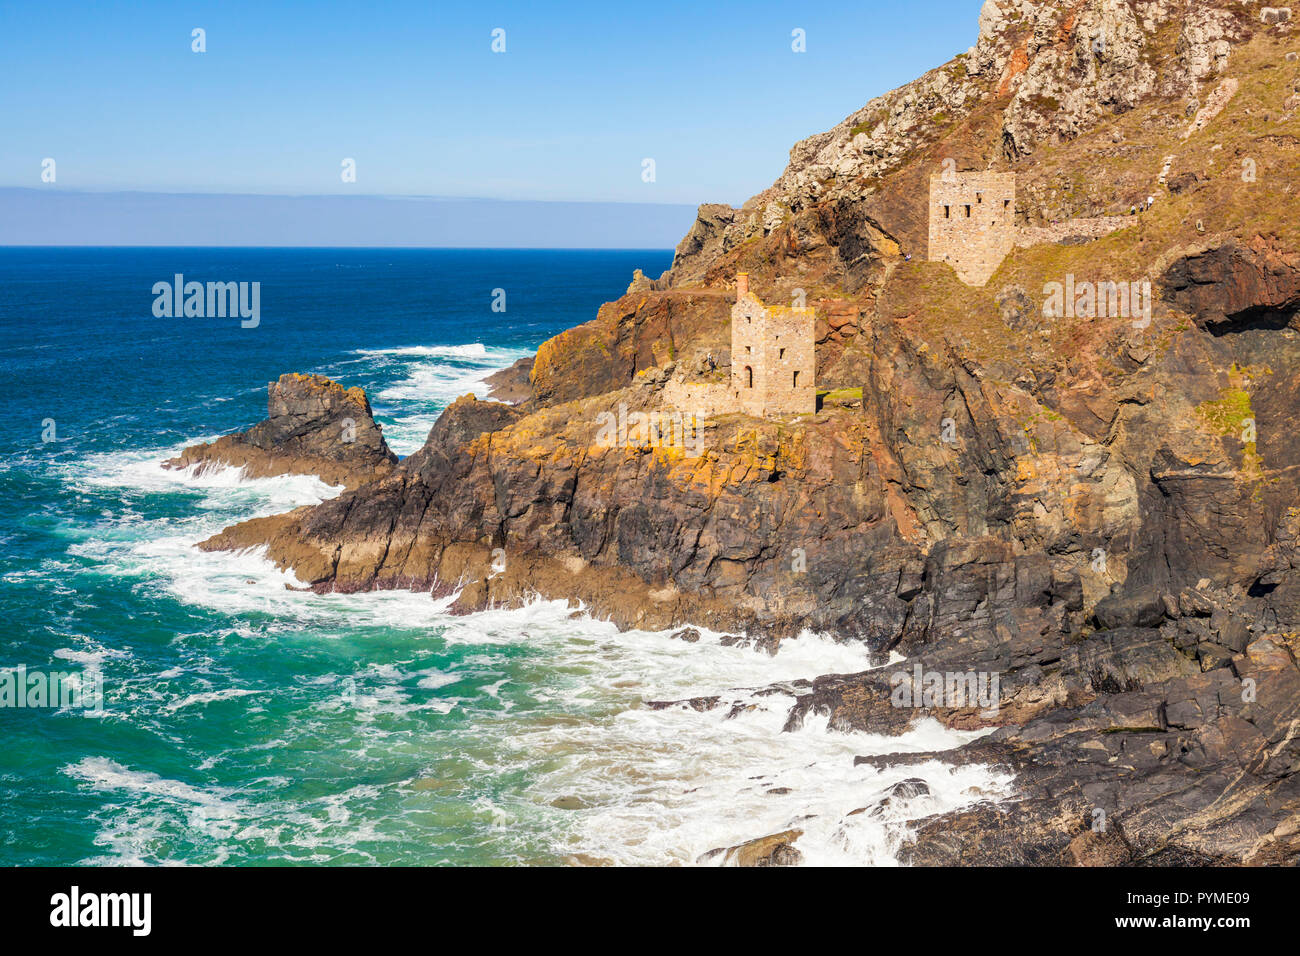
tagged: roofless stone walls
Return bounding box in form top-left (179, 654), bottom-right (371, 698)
top-left (730, 273), bottom-right (816, 417)
top-left (928, 171), bottom-right (1016, 286)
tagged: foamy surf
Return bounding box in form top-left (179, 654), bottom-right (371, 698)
top-left (68, 445), bottom-right (343, 510)
top-left (57, 498), bottom-right (1010, 866)
top-left (349, 341), bottom-right (531, 453)
top-left (436, 603), bottom-right (1010, 866)
top-left (354, 344), bottom-right (493, 359)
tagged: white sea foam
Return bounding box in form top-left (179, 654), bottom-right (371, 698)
top-left (68, 444), bottom-right (343, 510)
top-left (432, 600), bottom-right (1012, 866)
top-left (52, 644), bottom-right (131, 667)
top-left (80, 499), bottom-right (1009, 866)
top-left (64, 757), bottom-right (246, 819)
top-left (519, 698), bottom-right (1009, 866)
top-left (355, 344), bottom-right (491, 359)
top-left (63, 487), bottom-right (1010, 866)
top-left (164, 687), bottom-right (266, 712)
top-left (63, 757), bottom-right (397, 865)
top-left (350, 341), bottom-right (531, 454)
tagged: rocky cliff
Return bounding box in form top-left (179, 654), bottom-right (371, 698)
top-left (194, 0), bottom-right (1300, 864)
top-left (166, 373), bottom-right (396, 490)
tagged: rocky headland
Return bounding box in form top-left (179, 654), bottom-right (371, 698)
top-left (187, 0), bottom-right (1300, 864)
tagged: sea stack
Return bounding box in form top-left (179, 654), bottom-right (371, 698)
top-left (165, 373), bottom-right (397, 490)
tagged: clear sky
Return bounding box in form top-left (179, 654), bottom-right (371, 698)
top-left (0, 0), bottom-right (984, 207)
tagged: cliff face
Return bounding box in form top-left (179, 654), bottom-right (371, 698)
top-left (198, 0), bottom-right (1300, 864)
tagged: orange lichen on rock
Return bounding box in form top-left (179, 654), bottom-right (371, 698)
top-left (998, 44), bottom-right (1029, 96)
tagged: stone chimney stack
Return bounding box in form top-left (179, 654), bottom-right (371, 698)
top-left (736, 272), bottom-right (749, 300)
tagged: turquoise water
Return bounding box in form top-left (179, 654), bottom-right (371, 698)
top-left (0, 248), bottom-right (1001, 866)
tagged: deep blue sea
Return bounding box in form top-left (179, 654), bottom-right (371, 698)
top-left (0, 247), bottom-right (997, 866)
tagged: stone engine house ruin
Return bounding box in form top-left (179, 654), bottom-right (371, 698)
top-left (928, 171), bottom-right (1016, 286)
top-left (730, 273), bottom-right (816, 417)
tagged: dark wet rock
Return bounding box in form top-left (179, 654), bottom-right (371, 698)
top-left (165, 373), bottom-right (396, 490)
top-left (484, 357), bottom-right (533, 404)
top-left (1092, 591), bottom-right (1168, 629)
top-left (901, 629), bottom-right (1300, 866)
top-left (645, 696), bottom-right (720, 713)
top-left (865, 776), bottom-right (935, 815)
top-left (885, 778), bottom-right (931, 800)
top-left (423, 393), bottom-right (524, 457)
top-left (1160, 238), bottom-right (1300, 335)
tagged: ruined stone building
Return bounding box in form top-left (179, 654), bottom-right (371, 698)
top-left (730, 273), bottom-right (816, 417)
top-left (928, 171), bottom-right (1016, 286)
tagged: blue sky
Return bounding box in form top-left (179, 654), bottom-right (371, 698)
top-left (1, 0), bottom-right (983, 206)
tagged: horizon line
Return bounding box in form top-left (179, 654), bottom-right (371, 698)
top-left (0, 186), bottom-right (708, 208)
top-left (0, 244), bottom-right (678, 251)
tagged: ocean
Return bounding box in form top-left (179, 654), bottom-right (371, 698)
top-left (0, 247), bottom-right (1007, 866)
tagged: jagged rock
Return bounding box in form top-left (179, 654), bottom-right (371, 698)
top-left (1092, 591), bottom-right (1167, 629)
top-left (626, 268), bottom-right (654, 294)
top-left (527, 289), bottom-right (733, 408)
top-left (424, 393), bottom-right (524, 456)
top-left (903, 627), bottom-right (1300, 865)
top-left (662, 204), bottom-right (740, 287)
top-left (884, 778), bottom-right (931, 800)
top-left (165, 373), bottom-right (396, 489)
top-left (1160, 238), bottom-right (1300, 333)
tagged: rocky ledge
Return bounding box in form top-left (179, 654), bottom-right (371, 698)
top-left (484, 357), bottom-right (534, 404)
top-left (165, 373), bottom-right (397, 490)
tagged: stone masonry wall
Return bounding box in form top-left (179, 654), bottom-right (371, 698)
top-left (1015, 215), bottom-right (1130, 247)
top-left (660, 379), bottom-right (732, 419)
top-left (758, 305), bottom-right (816, 415)
top-left (928, 171), bottom-right (1016, 286)
top-left (730, 292), bottom-right (815, 417)
top-left (732, 293), bottom-right (766, 416)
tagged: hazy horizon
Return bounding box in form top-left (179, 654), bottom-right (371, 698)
top-left (0, 188), bottom-right (697, 248)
